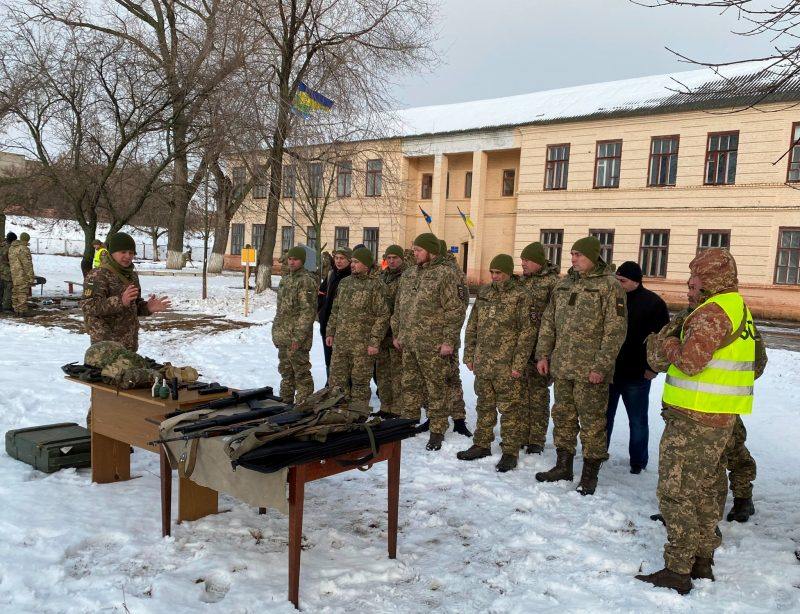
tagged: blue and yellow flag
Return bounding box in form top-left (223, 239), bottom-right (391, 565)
top-left (457, 206), bottom-right (475, 237)
top-left (293, 82), bottom-right (334, 118)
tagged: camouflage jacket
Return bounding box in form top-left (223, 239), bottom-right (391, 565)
top-left (519, 262), bottom-right (560, 360)
top-left (0, 240), bottom-right (11, 281)
top-left (464, 278), bottom-right (536, 376)
top-left (327, 270), bottom-right (390, 349)
top-left (535, 260), bottom-right (627, 382)
top-left (392, 257), bottom-right (464, 352)
top-left (82, 265), bottom-right (150, 352)
top-left (380, 264), bottom-right (405, 343)
top-left (272, 267), bottom-right (317, 349)
top-left (8, 240), bottom-right (34, 285)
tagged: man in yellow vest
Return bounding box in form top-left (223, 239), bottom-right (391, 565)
top-left (92, 240), bottom-right (108, 269)
top-left (637, 248), bottom-right (765, 595)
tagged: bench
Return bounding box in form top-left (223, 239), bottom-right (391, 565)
top-left (64, 280), bottom-right (83, 295)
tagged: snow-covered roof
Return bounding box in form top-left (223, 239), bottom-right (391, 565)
top-left (389, 60), bottom-right (800, 138)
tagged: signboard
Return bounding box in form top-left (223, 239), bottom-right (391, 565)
top-left (241, 248), bottom-right (257, 266)
top-left (450, 246), bottom-right (459, 254)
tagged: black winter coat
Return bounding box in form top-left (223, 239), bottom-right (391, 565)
top-left (317, 265), bottom-right (351, 335)
top-left (614, 284), bottom-right (670, 382)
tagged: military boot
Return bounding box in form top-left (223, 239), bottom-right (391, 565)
top-left (456, 445), bottom-right (491, 461)
top-left (690, 556), bottom-right (714, 581)
top-left (576, 458), bottom-right (603, 496)
top-left (452, 419), bottom-right (472, 437)
top-left (635, 568), bottom-right (692, 595)
top-left (726, 497), bottom-right (755, 522)
top-left (535, 449), bottom-right (574, 482)
top-left (495, 454), bottom-right (518, 473)
top-left (416, 419), bottom-right (430, 434)
top-left (524, 444), bottom-right (543, 455)
top-left (426, 432), bottom-right (444, 451)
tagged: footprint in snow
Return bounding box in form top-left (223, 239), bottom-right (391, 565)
top-left (199, 571), bottom-right (231, 603)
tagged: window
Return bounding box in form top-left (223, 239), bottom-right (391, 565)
top-left (282, 165), bottom-right (296, 198)
top-left (648, 136), bottom-right (679, 187)
top-left (233, 167), bottom-right (246, 199)
top-left (594, 140), bottom-right (622, 188)
top-left (306, 226), bottom-right (317, 250)
top-left (697, 230), bottom-right (730, 254)
top-left (366, 159), bottom-right (382, 196)
top-left (465, 171), bottom-right (473, 198)
top-left (230, 223), bottom-right (244, 256)
top-left (281, 226), bottom-right (295, 254)
top-left (544, 144), bottom-right (570, 190)
top-left (306, 162), bottom-right (323, 198)
top-left (775, 228), bottom-right (800, 284)
top-left (363, 227), bottom-right (379, 260)
top-left (337, 161), bottom-right (352, 197)
top-left (540, 229), bottom-right (563, 266)
top-left (787, 123), bottom-right (800, 182)
top-left (590, 229), bottom-right (615, 263)
top-left (640, 230), bottom-right (670, 278)
top-left (705, 132), bottom-right (739, 185)
top-left (334, 226), bottom-right (350, 249)
top-left (251, 224), bottom-right (265, 251)
top-left (502, 169), bottom-right (516, 197)
top-left (252, 165), bottom-right (269, 199)
top-left (421, 173), bottom-right (433, 199)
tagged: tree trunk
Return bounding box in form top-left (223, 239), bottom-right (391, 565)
top-left (80, 222), bottom-right (97, 277)
top-left (166, 120), bottom-right (190, 269)
top-left (151, 230), bottom-right (159, 262)
top-left (207, 214), bottom-right (231, 273)
top-left (0, 212), bottom-right (5, 238)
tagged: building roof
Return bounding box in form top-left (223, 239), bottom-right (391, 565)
top-left (390, 60), bottom-right (800, 138)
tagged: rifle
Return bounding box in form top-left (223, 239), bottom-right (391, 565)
top-left (174, 403), bottom-right (292, 435)
top-left (191, 386), bottom-right (282, 411)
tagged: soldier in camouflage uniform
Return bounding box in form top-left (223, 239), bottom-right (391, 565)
top-left (392, 233), bottom-right (463, 451)
top-left (518, 241), bottom-right (560, 454)
top-left (637, 248), bottom-right (766, 595)
top-left (326, 247), bottom-right (390, 405)
top-left (534, 236), bottom-right (627, 495)
top-left (8, 232), bottom-right (35, 316)
top-left (0, 232), bottom-right (15, 312)
top-left (82, 232), bottom-right (171, 352)
top-left (457, 254), bottom-right (536, 472)
top-left (375, 245), bottom-right (406, 417)
top-left (272, 246), bottom-right (318, 404)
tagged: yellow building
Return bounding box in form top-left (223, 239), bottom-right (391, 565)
top-left (229, 61), bottom-right (800, 319)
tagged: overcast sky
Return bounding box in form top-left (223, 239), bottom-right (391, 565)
top-left (389, 0), bottom-right (777, 109)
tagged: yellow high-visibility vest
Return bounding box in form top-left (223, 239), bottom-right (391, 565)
top-left (662, 292), bottom-right (755, 414)
top-left (92, 247), bottom-right (107, 269)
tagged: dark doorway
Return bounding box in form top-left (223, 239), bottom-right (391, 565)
top-left (461, 242), bottom-right (469, 274)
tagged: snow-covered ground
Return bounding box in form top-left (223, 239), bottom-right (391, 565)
top-left (1, 255), bottom-right (798, 613)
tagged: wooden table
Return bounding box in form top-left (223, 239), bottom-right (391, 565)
top-left (68, 378), bottom-right (230, 535)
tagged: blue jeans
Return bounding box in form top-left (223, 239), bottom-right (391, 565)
top-left (606, 378), bottom-right (651, 470)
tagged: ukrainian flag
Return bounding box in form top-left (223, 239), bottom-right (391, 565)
top-left (293, 82), bottom-right (334, 118)
top-left (457, 206), bottom-right (475, 232)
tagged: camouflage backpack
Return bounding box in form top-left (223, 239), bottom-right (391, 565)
top-left (84, 341), bottom-right (159, 389)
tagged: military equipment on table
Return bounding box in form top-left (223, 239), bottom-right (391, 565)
top-left (174, 404), bottom-right (292, 435)
top-left (5, 423), bottom-right (91, 473)
top-left (191, 386), bottom-right (281, 411)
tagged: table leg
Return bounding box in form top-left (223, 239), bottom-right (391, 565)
top-left (288, 465), bottom-right (306, 609)
top-left (160, 446), bottom-right (172, 537)
top-left (178, 477), bottom-right (218, 523)
top-left (91, 432), bottom-right (131, 483)
top-left (387, 441), bottom-right (400, 559)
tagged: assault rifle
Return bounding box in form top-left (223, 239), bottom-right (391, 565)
top-left (191, 386), bottom-right (282, 411)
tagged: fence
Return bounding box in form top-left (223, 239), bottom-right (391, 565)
top-left (28, 238), bottom-right (211, 261)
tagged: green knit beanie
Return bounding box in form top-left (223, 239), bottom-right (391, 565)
top-left (107, 232), bottom-right (136, 254)
top-left (489, 254), bottom-right (514, 276)
top-left (521, 242), bottom-right (546, 265)
top-left (571, 236), bottom-right (601, 264)
top-left (333, 246), bottom-right (352, 259)
top-left (383, 244), bottom-right (404, 259)
top-left (352, 247), bottom-right (374, 268)
top-left (19, 232), bottom-right (30, 243)
top-left (286, 246), bottom-right (306, 264)
top-left (413, 232), bottom-right (440, 255)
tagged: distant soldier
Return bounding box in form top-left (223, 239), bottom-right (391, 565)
top-left (318, 246), bottom-right (352, 378)
top-left (92, 239), bottom-right (108, 269)
top-left (392, 233), bottom-right (463, 451)
top-left (8, 232), bottom-right (35, 317)
top-left (0, 231), bottom-right (15, 312)
top-left (375, 244), bottom-right (406, 417)
top-left (518, 241), bottom-right (560, 454)
top-left (457, 254), bottom-right (536, 472)
top-left (272, 246), bottom-right (318, 404)
top-left (326, 247), bottom-right (390, 405)
top-left (534, 236), bottom-right (627, 495)
top-left (82, 232), bottom-right (171, 352)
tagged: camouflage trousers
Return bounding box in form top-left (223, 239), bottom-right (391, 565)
top-left (400, 347), bottom-right (450, 435)
top-left (446, 355), bottom-right (466, 420)
top-left (473, 372), bottom-right (525, 455)
top-left (329, 342), bottom-right (376, 405)
top-left (0, 279), bottom-right (11, 310)
top-left (375, 342), bottom-right (403, 415)
top-left (724, 415), bottom-right (757, 499)
top-left (524, 362), bottom-right (551, 447)
top-left (552, 379), bottom-right (610, 461)
top-left (657, 407), bottom-right (733, 575)
top-left (11, 282), bottom-right (28, 314)
top-left (277, 346), bottom-right (314, 405)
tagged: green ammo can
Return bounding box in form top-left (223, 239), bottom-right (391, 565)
top-left (5, 422), bottom-right (91, 473)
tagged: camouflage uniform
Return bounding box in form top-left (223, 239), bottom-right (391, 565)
top-left (82, 252), bottom-right (151, 351)
top-left (724, 416), bottom-right (757, 499)
top-left (442, 251), bottom-right (469, 421)
top-left (534, 260), bottom-right (627, 460)
top-left (327, 269), bottom-right (390, 404)
top-left (0, 239), bottom-right (12, 311)
top-left (8, 239), bottom-right (35, 314)
top-left (464, 278), bottom-right (536, 454)
top-left (272, 267), bottom-right (318, 404)
top-left (519, 262), bottom-right (560, 448)
top-left (376, 263), bottom-right (405, 415)
top-left (393, 256), bottom-right (463, 435)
